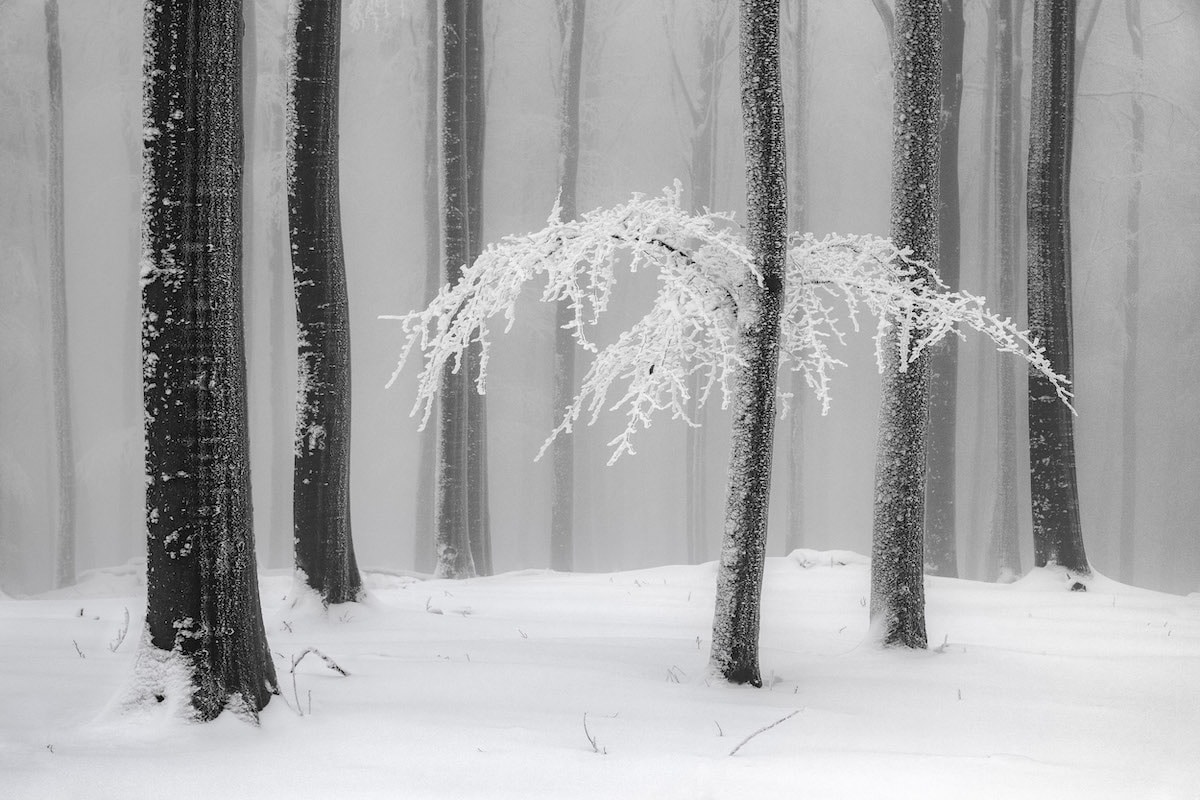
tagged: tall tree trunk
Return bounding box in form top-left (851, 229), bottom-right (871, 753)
top-left (870, 0), bottom-right (940, 649)
top-left (784, 0), bottom-right (808, 554)
top-left (414, 0), bottom-right (439, 573)
top-left (137, 0), bottom-right (277, 721)
top-left (550, 0), bottom-right (585, 572)
top-left (464, 0), bottom-right (491, 576)
top-left (46, 0), bottom-right (75, 589)
top-left (1119, 0), bottom-right (1142, 584)
top-left (988, 0), bottom-right (1022, 582)
top-left (287, 0), bottom-right (363, 604)
top-left (923, 0), bottom-right (963, 578)
top-left (708, 0), bottom-right (786, 687)
top-left (1026, 0), bottom-right (1089, 578)
top-left (435, 0), bottom-right (476, 579)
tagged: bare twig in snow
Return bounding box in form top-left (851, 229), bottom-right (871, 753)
top-left (108, 607), bottom-right (130, 652)
top-left (728, 709), bottom-right (801, 756)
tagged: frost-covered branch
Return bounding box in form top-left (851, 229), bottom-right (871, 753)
top-left (385, 185), bottom-right (1071, 462)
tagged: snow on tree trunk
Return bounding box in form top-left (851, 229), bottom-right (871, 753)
top-left (46, 0), bottom-right (75, 590)
top-left (988, 0), bottom-right (1022, 583)
top-left (415, 0), bottom-right (440, 573)
top-left (924, 0), bottom-right (963, 579)
top-left (869, 0), bottom-right (940, 649)
top-left (708, 0), bottom-right (786, 687)
top-left (1026, 0), bottom-right (1089, 578)
top-left (435, 0), bottom-right (476, 580)
top-left (287, 0), bottom-right (363, 605)
top-left (1120, 0), bottom-right (1143, 584)
top-left (551, 0), bottom-right (585, 572)
top-left (136, 0), bottom-right (277, 721)
top-left (464, 0), bottom-right (492, 576)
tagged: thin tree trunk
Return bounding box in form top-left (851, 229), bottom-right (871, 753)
top-left (1026, 0), bottom-right (1089, 578)
top-left (414, 0), bottom-right (439, 573)
top-left (46, 0), bottom-right (75, 589)
top-left (870, 0), bottom-right (940, 650)
top-left (784, 0), bottom-right (808, 554)
top-left (924, 0), bottom-right (963, 578)
top-left (1119, 0), bottom-right (1142, 584)
top-left (988, 0), bottom-right (1022, 582)
top-left (708, 0), bottom-right (786, 687)
top-left (138, 0), bottom-right (277, 720)
top-left (435, 0), bottom-right (475, 579)
top-left (288, 0), bottom-right (363, 604)
top-left (551, 0), bottom-right (585, 572)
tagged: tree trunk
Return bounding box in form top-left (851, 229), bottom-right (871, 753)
top-left (988, 0), bottom-right (1022, 582)
top-left (1120, 0), bottom-right (1142, 584)
top-left (784, 0), bottom-right (808, 554)
top-left (137, 0), bottom-right (277, 721)
top-left (414, 0), bottom-right (439, 573)
top-left (46, 0), bottom-right (75, 589)
top-left (708, 0), bottom-right (786, 687)
top-left (923, 0), bottom-right (963, 578)
top-left (870, 0), bottom-right (940, 650)
top-left (551, 0), bottom-right (586, 572)
top-left (435, 0), bottom-right (476, 579)
top-left (287, 0), bottom-right (363, 604)
top-left (1026, 0), bottom-right (1089, 578)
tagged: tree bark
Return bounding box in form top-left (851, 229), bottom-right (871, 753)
top-left (923, 0), bottom-right (963, 578)
top-left (1026, 0), bottom-right (1089, 577)
top-left (46, 0), bottom-right (76, 589)
top-left (869, 0), bottom-right (940, 649)
top-left (435, 0), bottom-right (476, 579)
top-left (287, 0), bottom-right (363, 605)
top-left (550, 0), bottom-right (585, 572)
top-left (708, 0), bottom-right (786, 687)
top-left (138, 0), bottom-right (277, 721)
top-left (1119, 0), bottom-right (1142, 584)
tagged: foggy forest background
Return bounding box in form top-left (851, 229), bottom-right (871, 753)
top-left (2, 0), bottom-right (1198, 597)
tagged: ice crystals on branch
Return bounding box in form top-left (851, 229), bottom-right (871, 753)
top-left (385, 183), bottom-right (1071, 463)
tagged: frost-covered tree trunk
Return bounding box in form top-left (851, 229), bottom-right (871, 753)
top-left (464, 0), bottom-right (492, 577)
top-left (708, 0), bottom-right (786, 687)
top-left (1119, 0), bottom-right (1143, 583)
top-left (435, 0), bottom-right (476, 579)
top-left (784, 0), bottom-right (808, 553)
top-left (551, 0), bottom-right (585, 572)
top-left (924, 0), bottom-right (963, 578)
top-left (137, 0), bottom-right (277, 721)
top-left (869, 0), bottom-right (940, 649)
top-left (988, 0), bottom-right (1022, 583)
top-left (1026, 0), bottom-right (1089, 577)
top-left (414, 0), bottom-right (439, 573)
top-left (46, 0), bottom-right (75, 589)
top-left (287, 0), bottom-right (363, 604)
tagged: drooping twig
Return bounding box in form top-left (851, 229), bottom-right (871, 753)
top-left (290, 647), bottom-right (350, 676)
top-left (583, 712), bottom-right (606, 754)
top-left (728, 709), bottom-right (801, 756)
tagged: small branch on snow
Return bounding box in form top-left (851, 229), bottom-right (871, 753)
top-left (728, 709), bottom-right (801, 757)
top-left (583, 712), bottom-right (607, 755)
top-left (291, 647), bottom-right (350, 677)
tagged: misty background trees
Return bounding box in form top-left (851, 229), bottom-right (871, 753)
top-left (2, 0), bottom-right (1199, 601)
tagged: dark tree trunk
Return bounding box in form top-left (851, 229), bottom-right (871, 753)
top-left (784, 0), bottom-right (808, 554)
top-left (138, 0), bottom-right (277, 721)
top-left (1026, 0), bottom-right (1089, 577)
top-left (870, 0), bottom-right (940, 649)
top-left (708, 0), bottom-right (786, 687)
top-left (550, 0), bottom-right (585, 572)
top-left (414, 0), bottom-right (439, 573)
top-left (46, 0), bottom-right (75, 589)
top-left (988, 0), bottom-right (1022, 582)
top-left (923, 0), bottom-right (963, 578)
top-left (287, 0), bottom-right (363, 604)
top-left (1120, 0), bottom-right (1143, 584)
top-left (435, 0), bottom-right (476, 579)
top-left (464, 0), bottom-right (491, 576)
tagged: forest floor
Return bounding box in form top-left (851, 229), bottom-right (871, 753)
top-left (1, 550), bottom-right (1198, 799)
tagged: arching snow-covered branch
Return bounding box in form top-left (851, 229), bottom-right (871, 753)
top-left (385, 184), bottom-right (1071, 462)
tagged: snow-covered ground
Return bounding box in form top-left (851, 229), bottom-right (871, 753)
top-left (2, 551), bottom-right (1197, 799)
